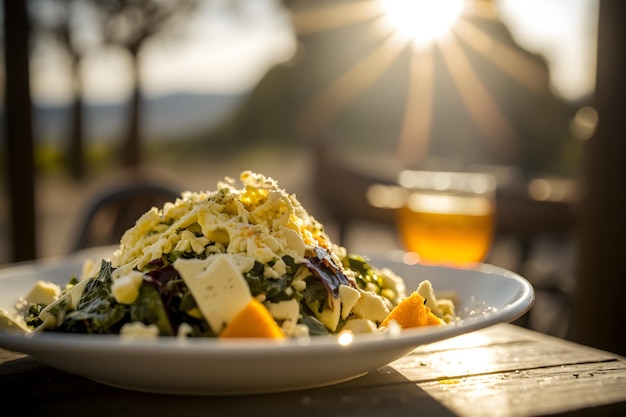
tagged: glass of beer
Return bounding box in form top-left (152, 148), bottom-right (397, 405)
top-left (395, 170), bottom-right (496, 266)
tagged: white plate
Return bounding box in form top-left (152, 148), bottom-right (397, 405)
top-left (0, 252), bottom-right (534, 395)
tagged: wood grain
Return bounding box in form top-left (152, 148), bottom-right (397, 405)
top-left (1, 324), bottom-right (625, 417)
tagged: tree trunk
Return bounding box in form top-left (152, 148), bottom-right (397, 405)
top-left (124, 51), bottom-right (142, 167)
top-left (3, 0), bottom-right (37, 262)
top-left (68, 57), bottom-right (85, 179)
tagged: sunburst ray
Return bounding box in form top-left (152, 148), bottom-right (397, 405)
top-left (453, 18), bottom-right (549, 93)
top-left (291, 0), bottom-right (384, 35)
top-left (438, 32), bottom-right (521, 160)
top-left (397, 44), bottom-right (435, 166)
top-left (295, 27), bottom-right (409, 139)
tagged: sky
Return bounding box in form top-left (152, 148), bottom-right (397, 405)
top-left (30, 0), bottom-right (296, 104)
top-left (498, 0), bottom-right (598, 102)
top-left (28, 0), bottom-right (598, 106)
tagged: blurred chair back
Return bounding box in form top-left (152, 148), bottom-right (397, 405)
top-left (312, 140), bottom-right (397, 245)
top-left (70, 168), bottom-right (183, 252)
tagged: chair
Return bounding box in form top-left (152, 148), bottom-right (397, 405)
top-left (312, 140), bottom-right (397, 245)
top-left (69, 168), bottom-right (183, 252)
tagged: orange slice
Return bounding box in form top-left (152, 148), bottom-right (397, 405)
top-left (219, 298), bottom-right (286, 339)
top-left (379, 291), bottom-right (444, 329)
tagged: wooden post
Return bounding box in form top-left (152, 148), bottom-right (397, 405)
top-left (3, 0), bottom-right (37, 262)
top-left (573, 0), bottom-right (626, 355)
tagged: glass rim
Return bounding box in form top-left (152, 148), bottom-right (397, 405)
top-left (397, 170), bottom-right (497, 194)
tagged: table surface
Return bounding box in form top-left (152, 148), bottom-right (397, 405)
top-left (2, 323), bottom-right (624, 417)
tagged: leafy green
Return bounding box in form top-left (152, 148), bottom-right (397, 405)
top-left (54, 260), bottom-right (128, 334)
top-left (78, 260), bottom-right (114, 307)
top-left (130, 284), bottom-right (174, 336)
top-left (343, 254), bottom-right (384, 293)
top-left (179, 291), bottom-right (198, 313)
top-left (301, 276), bottom-right (329, 314)
top-left (299, 315), bottom-right (329, 336)
top-left (25, 304), bottom-right (46, 329)
top-left (58, 297), bottom-right (128, 334)
top-left (31, 246), bottom-right (392, 337)
top-left (243, 256), bottom-right (299, 303)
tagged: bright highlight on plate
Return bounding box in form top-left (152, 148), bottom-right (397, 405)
top-left (338, 330), bottom-right (355, 346)
top-left (380, 0), bottom-right (464, 45)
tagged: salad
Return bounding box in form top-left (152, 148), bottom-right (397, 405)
top-left (1, 171), bottom-right (456, 339)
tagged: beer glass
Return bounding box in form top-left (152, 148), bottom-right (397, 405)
top-left (396, 170), bottom-right (496, 266)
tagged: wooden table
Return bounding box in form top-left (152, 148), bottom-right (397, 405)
top-left (2, 323), bottom-right (624, 417)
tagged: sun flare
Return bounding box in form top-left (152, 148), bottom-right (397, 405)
top-left (291, 0), bottom-right (547, 166)
top-left (381, 0), bottom-right (464, 45)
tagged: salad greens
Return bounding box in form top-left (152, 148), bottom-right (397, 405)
top-left (25, 250), bottom-right (392, 338)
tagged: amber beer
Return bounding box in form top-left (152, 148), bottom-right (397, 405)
top-left (396, 171), bottom-right (495, 266)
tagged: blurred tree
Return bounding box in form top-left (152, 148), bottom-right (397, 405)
top-left (30, 0), bottom-right (90, 180)
top-left (93, 0), bottom-right (197, 167)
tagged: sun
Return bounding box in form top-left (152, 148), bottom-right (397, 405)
top-left (380, 0), bottom-right (465, 45)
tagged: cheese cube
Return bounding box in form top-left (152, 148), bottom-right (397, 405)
top-left (341, 318), bottom-right (377, 334)
top-left (111, 270), bottom-right (144, 305)
top-left (339, 284), bottom-right (361, 319)
top-left (174, 255), bottom-right (252, 334)
top-left (24, 280), bottom-right (61, 306)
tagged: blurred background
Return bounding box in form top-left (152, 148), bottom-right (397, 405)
top-left (1, 0), bottom-right (624, 355)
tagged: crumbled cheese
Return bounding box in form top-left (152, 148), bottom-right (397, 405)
top-left (111, 270), bottom-right (144, 304)
top-left (266, 298), bottom-right (300, 336)
top-left (417, 280), bottom-right (456, 322)
top-left (352, 291), bottom-right (391, 323)
top-left (120, 321), bottom-right (160, 338)
top-left (379, 267), bottom-right (407, 302)
top-left (111, 171), bottom-right (332, 274)
top-left (341, 318), bottom-right (378, 334)
top-left (278, 226), bottom-right (306, 260)
top-left (268, 258), bottom-right (287, 278)
top-left (177, 322), bottom-right (194, 338)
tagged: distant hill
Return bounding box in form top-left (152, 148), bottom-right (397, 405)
top-left (29, 92), bottom-right (247, 144)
